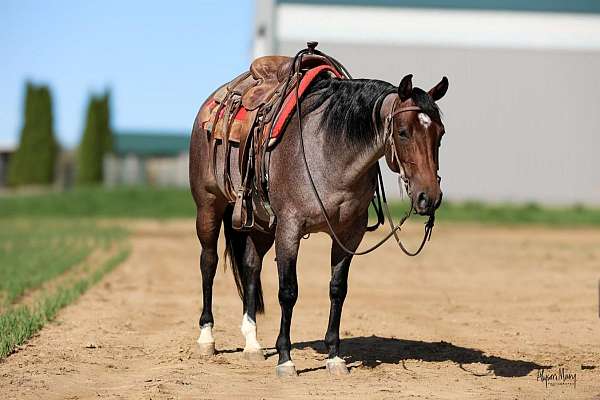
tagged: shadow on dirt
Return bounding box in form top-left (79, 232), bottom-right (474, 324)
top-left (293, 335), bottom-right (549, 377)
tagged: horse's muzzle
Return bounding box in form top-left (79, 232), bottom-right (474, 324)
top-left (415, 191), bottom-right (442, 216)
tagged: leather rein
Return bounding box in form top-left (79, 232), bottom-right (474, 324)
top-left (288, 45), bottom-right (435, 257)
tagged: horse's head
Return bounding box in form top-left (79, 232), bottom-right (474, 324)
top-left (385, 74), bottom-right (448, 216)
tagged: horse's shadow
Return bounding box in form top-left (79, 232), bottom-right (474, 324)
top-left (292, 335), bottom-right (549, 377)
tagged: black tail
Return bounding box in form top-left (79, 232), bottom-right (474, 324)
top-left (223, 207), bottom-right (264, 314)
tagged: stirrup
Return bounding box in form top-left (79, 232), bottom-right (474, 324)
top-left (232, 187), bottom-right (254, 231)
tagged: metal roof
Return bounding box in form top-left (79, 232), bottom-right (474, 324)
top-left (113, 132), bottom-right (189, 157)
top-left (277, 0), bottom-right (600, 14)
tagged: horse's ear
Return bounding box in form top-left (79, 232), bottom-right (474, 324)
top-left (398, 74), bottom-right (413, 102)
top-left (429, 76), bottom-right (448, 101)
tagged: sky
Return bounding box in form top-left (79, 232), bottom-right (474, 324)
top-left (1, 0), bottom-right (254, 148)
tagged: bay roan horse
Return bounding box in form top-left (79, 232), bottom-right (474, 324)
top-left (189, 70), bottom-right (448, 376)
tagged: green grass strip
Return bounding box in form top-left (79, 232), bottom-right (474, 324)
top-left (1, 186), bottom-right (599, 226)
top-left (0, 186), bottom-right (195, 219)
top-left (0, 220), bottom-right (127, 306)
top-left (0, 247), bottom-right (130, 359)
top-left (376, 200), bottom-right (600, 228)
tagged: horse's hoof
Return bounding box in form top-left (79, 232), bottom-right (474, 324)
top-left (275, 361), bottom-right (298, 377)
top-left (197, 342), bottom-right (216, 356)
top-left (326, 357), bottom-right (349, 376)
top-left (243, 349), bottom-right (265, 362)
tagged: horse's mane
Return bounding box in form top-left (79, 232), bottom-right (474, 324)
top-left (304, 77), bottom-right (394, 148)
top-left (303, 76), bottom-right (440, 149)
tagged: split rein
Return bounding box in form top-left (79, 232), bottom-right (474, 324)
top-left (286, 46), bottom-right (435, 257)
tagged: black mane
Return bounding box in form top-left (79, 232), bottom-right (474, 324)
top-left (303, 76), bottom-right (441, 149)
top-left (304, 77), bottom-right (394, 148)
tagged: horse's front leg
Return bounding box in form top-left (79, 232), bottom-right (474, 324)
top-left (324, 218), bottom-right (367, 375)
top-left (274, 223), bottom-right (301, 377)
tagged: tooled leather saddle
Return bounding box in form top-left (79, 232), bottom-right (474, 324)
top-left (200, 43), bottom-right (345, 232)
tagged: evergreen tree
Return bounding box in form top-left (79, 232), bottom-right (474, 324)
top-left (98, 91), bottom-right (113, 153)
top-left (8, 82), bottom-right (58, 186)
top-left (77, 91), bottom-right (112, 184)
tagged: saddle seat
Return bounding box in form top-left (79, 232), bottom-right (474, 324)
top-left (243, 54), bottom-right (338, 110)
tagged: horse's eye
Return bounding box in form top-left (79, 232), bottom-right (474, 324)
top-left (398, 128), bottom-right (409, 139)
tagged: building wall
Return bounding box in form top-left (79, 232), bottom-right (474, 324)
top-left (104, 153), bottom-right (189, 187)
top-left (145, 154), bottom-right (189, 187)
top-left (259, 2), bottom-right (600, 204)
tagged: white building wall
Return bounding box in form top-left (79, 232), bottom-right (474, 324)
top-left (104, 153), bottom-right (189, 187)
top-left (260, 3), bottom-right (600, 204)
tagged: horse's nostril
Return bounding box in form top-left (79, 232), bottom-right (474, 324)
top-left (417, 192), bottom-right (429, 210)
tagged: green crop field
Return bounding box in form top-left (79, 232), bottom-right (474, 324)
top-left (0, 219), bottom-right (130, 359)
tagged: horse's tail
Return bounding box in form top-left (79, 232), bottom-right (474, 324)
top-left (223, 207), bottom-right (264, 314)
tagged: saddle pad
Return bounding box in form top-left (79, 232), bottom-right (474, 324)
top-left (205, 100), bottom-right (248, 121)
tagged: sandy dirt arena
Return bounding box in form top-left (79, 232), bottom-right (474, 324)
top-left (0, 220), bottom-right (599, 399)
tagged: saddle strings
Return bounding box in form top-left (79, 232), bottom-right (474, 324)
top-left (291, 46), bottom-right (435, 256)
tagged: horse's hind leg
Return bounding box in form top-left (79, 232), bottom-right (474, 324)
top-left (195, 200), bottom-right (224, 356)
top-left (239, 231), bottom-right (273, 361)
top-left (223, 219), bottom-right (274, 361)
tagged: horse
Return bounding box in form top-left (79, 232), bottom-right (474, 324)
top-left (189, 57), bottom-right (448, 376)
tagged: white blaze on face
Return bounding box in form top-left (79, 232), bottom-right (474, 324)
top-left (418, 113), bottom-right (432, 128)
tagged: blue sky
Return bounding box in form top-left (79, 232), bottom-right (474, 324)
top-left (1, 0), bottom-right (254, 147)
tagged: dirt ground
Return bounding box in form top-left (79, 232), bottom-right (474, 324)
top-left (0, 220), bottom-right (599, 399)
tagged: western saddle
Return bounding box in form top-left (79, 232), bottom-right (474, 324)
top-left (200, 42), bottom-right (346, 232)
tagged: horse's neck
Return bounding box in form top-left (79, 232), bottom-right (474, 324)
top-left (311, 140), bottom-right (376, 197)
top-left (322, 92), bottom-right (395, 188)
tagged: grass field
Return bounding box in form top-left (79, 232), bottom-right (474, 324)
top-left (386, 198), bottom-right (600, 227)
top-left (0, 219), bottom-right (130, 358)
top-left (1, 186), bottom-right (600, 226)
top-left (0, 186), bottom-right (195, 219)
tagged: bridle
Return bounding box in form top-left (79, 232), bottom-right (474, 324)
top-left (284, 45), bottom-right (437, 257)
top-left (380, 99), bottom-right (437, 256)
top-left (383, 100), bottom-right (427, 198)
